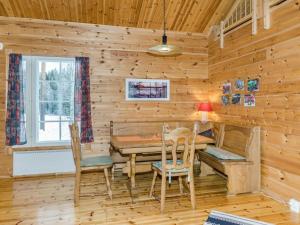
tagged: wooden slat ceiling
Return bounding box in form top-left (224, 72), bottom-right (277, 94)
top-left (0, 0), bottom-right (235, 33)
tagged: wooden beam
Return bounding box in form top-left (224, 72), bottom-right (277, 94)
top-left (252, 0), bottom-right (258, 35)
top-left (220, 20), bottom-right (224, 48)
top-left (263, 0), bottom-right (271, 29)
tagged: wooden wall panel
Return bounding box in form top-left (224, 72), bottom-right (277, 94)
top-left (208, 0), bottom-right (300, 202)
top-left (0, 17), bottom-right (208, 177)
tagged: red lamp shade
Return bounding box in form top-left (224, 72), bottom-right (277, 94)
top-left (197, 102), bottom-right (213, 112)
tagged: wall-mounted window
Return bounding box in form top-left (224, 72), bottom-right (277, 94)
top-left (23, 56), bottom-right (75, 146)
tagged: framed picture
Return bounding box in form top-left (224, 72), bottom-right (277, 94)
top-left (125, 78), bottom-right (170, 101)
top-left (232, 94), bottom-right (241, 105)
top-left (221, 95), bottom-right (230, 106)
top-left (222, 82), bottom-right (231, 94)
top-left (234, 79), bottom-right (244, 90)
top-left (244, 94), bottom-right (255, 107)
top-left (247, 78), bottom-right (259, 92)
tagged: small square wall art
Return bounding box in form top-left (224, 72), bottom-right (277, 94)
top-left (234, 79), bottom-right (244, 90)
top-left (247, 78), bottom-right (259, 92)
top-left (244, 94), bottom-right (255, 107)
top-left (222, 82), bottom-right (231, 94)
top-left (221, 95), bottom-right (230, 106)
top-left (232, 94), bottom-right (241, 105)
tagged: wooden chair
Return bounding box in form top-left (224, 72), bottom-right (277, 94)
top-left (149, 125), bottom-right (197, 213)
top-left (69, 123), bottom-right (113, 206)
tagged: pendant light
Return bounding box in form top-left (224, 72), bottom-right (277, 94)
top-left (148, 0), bottom-right (181, 56)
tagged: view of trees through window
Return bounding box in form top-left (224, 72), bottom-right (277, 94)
top-left (38, 60), bottom-right (75, 142)
top-left (24, 56), bottom-right (75, 145)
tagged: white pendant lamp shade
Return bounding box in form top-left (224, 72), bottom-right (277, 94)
top-left (148, 35), bottom-right (181, 56)
top-left (148, 0), bottom-right (181, 56)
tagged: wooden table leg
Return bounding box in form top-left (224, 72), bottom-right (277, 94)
top-left (130, 154), bottom-right (136, 188)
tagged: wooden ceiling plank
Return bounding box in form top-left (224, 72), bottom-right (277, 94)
top-left (127, 0), bottom-right (137, 26)
top-left (166, 0), bottom-right (182, 31)
top-left (0, 0), bottom-right (229, 33)
top-left (9, 0), bottom-right (22, 17)
top-left (149, 0), bottom-right (163, 30)
top-left (62, 0), bottom-right (72, 22)
top-left (91, 0), bottom-right (99, 25)
top-left (28, 0), bottom-right (40, 19)
top-left (187, 0), bottom-right (210, 32)
top-left (47, 0), bottom-right (55, 20)
top-left (178, 0), bottom-right (197, 32)
top-left (40, 0), bottom-right (50, 20)
top-left (144, 0), bottom-right (157, 29)
top-left (82, 0), bottom-right (87, 23)
top-left (55, 0), bottom-right (66, 21)
top-left (136, 0), bottom-right (148, 28)
top-left (172, 0), bottom-right (190, 31)
top-left (97, 0), bottom-right (104, 24)
top-left (114, 0), bottom-right (121, 26)
top-left (102, 0), bottom-right (106, 24)
top-left (0, 2), bottom-right (8, 17)
top-left (68, 0), bottom-right (77, 22)
top-left (86, 0), bottom-right (96, 24)
top-left (0, 0), bottom-right (14, 17)
top-left (78, 0), bottom-right (83, 23)
top-left (131, 0), bottom-right (143, 27)
top-left (95, 0), bottom-right (100, 24)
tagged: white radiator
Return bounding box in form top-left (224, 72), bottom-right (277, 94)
top-left (13, 150), bottom-right (75, 176)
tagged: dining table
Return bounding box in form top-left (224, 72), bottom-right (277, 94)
top-left (110, 134), bottom-right (215, 188)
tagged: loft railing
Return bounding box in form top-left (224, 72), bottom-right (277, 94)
top-left (223, 0), bottom-right (253, 34)
top-left (218, 0), bottom-right (289, 48)
top-left (219, 0), bottom-right (257, 48)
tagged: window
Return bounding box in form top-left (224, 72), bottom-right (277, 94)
top-left (23, 56), bottom-right (75, 146)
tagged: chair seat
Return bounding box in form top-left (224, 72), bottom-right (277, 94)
top-left (152, 160), bottom-right (189, 174)
top-left (80, 155), bottom-right (113, 167)
top-left (205, 146), bottom-right (245, 160)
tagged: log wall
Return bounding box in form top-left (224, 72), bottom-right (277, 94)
top-left (208, 0), bottom-right (300, 202)
top-left (0, 17), bottom-right (208, 177)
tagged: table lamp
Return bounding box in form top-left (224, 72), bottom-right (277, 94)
top-left (197, 102), bottom-right (212, 123)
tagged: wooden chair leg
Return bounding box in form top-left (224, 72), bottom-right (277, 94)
top-left (189, 172), bottom-right (196, 209)
top-left (178, 176), bottom-right (183, 194)
top-left (149, 171), bottom-right (157, 197)
top-left (104, 168), bottom-right (113, 200)
top-left (74, 170), bottom-right (81, 207)
top-left (111, 165), bottom-right (115, 181)
top-left (160, 173), bottom-right (166, 213)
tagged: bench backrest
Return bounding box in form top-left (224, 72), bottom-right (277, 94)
top-left (216, 123), bottom-right (260, 161)
top-left (110, 120), bottom-right (213, 136)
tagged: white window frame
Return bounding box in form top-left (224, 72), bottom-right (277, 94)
top-left (21, 56), bottom-right (75, 147)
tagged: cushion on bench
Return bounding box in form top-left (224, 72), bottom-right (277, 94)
top-left (205, 146), bottom-right (245, 160)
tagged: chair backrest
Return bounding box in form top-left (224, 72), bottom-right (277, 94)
top-left (69, 123), bottom-right (82, 169)
top-left (161, 124), bottom-right (197, 171)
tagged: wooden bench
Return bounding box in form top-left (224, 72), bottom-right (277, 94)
top-left (198, 123), bottom-right (261, 195)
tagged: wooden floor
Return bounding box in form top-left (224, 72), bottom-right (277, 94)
top-left (0, 170), bottom-right (299, 225)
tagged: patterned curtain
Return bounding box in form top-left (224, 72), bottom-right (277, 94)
top-left (5, 54), bottom-right (27, 146)
top-left (74, 57), bottom-right (94, 143)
